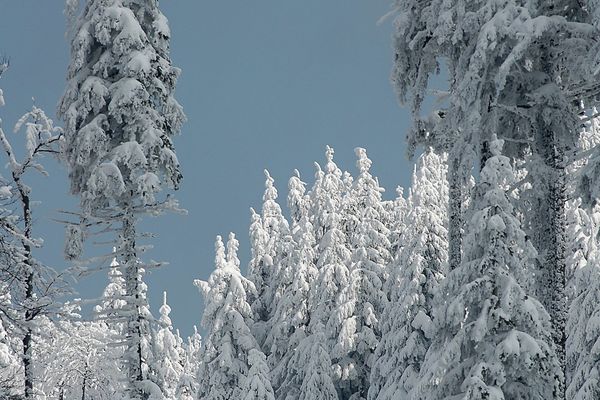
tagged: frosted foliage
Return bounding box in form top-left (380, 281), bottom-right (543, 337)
top-left (288, 169), bottom-right (309, 226)
top-left (0, 317), bottom-right (20, 398)
top-left (36, 317), bottom-right (127, 400)
top-left (242, 349), bottom-right (275, 400)
top-left (298, 332), bottom-right (338, 400)
top-left (567, 250), bottom-right (600, 400)
top-left (152, 292), bottom-right (183, 399)
top-left (59, 0), bottom-right (185, 213)
top-left (268, 175), bottom-right (318, 396)
top-left (328, 148), bottom-right (391, 399)
top-left (414, 137), bottom-right (560, 400)
top-left (196, 234), bottom-right (269, 400)
top-left (251, 172), bottom-right (292, 348)
top-left (369, 148), bottom-right (448, 400)
top-left (176, 326), bottom-right (202, 400)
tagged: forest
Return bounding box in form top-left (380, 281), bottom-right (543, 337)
top-left (2, 0), bottom-right (600, 400)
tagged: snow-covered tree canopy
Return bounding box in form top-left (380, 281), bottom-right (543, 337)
top-left (59, 0), bottom-right (185, 214)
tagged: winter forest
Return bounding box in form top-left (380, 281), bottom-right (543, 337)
top-left (2, 0), bottom-right (600, 399)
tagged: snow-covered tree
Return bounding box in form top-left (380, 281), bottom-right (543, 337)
top-left (0, 290), bottom-right (21, 399)
top-left (60, 1), bottom-right (186, 397)
top-left (36, 316), bottom-right (125, 400)
top-left (297, 330), bottom-right (338, 400)
top-left (414, 137), bottom-right (561, 400)
top-left (176, 326), bottom-right (202, 400)
top-left (566, 246), bottom-right (600, 400)
top-left (566, 112), bottom-right (600, 400)
top-left (328, 148), bottom-right (391, 399)
top-left (250, 171), bottom-right (291, 349)
top-left (196, 234), bottom-right (274, 400)
top-left (369, 148), bottom-right (448, 400)
top-left (152, 292), bottom-right (183, 399)
top-left (269, 173), bottom-right (318, 399)
top-left (0, 91), bottom-right (70, 399)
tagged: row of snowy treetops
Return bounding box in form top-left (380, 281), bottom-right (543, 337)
top-left (1, 0), bottom-right (600, 400)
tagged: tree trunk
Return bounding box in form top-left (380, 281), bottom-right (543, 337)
top-left (81, 368), bottom-right (87, 400)
top-left (532, 45), bottom-right (567, 400)
top-left (17, 175), bottom-right (35, 400)
top-left (122, 208), bottom-right (144, 399)
top-left (448, 154), bottom-right (462, 271)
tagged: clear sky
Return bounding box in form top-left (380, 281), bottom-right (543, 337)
top-left (0, 0), bottom-right (423, 337)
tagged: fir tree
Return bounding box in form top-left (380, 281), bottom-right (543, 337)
top-left (269, 172), bottom-right (318, 399)
top-left (152, 292), bottom-right (183, 399)
top-left (415, 136), bottom-right (561, 400)
top-left (60, 1), bottom-right (185, 396)
top-left (369, 148), bottom-right (448, 400)
top-left (196, 234), bottom-right (273, 400)
top-left (329, 148), bottom-right (391, 399)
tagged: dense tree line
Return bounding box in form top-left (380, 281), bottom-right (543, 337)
top-left (1, 0), bottom-right (600, 399)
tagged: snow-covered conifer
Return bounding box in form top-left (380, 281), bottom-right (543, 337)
top-left (152, 292), bottom-right (183, 399)
top-left (250, 171), bottom-right (291, 348)
top-left (0, 290), bottom-right (21, 398)
top-left (297, 330), bottom-right (338, 400)
top-left (369, 148), bottom-right (448, 400)
top-left (328, 148), bottom-right (391, 399)
top-left (60, 1), bottom-right (185, 396)
top-left (308, 150), bottom-right (351, 336)
top-left (414, 136), bottom-right (561, 400)
top-left (269, 173), bottom-right (318, 398)
top-left (176, 326), bottom-right (202, 400)
top-left (196, 234), bottom-right (273, 400)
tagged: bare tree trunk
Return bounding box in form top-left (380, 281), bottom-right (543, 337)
top-left (122, 208), bottom-right (144, 399)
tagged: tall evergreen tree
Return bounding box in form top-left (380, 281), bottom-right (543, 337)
top-left (152, 292), bottom-right (183, 399)
top-left (60, 1), bottom-right (186, 397)
top-left (196, 234), bottom-right (274, 400)
top-left (270, 173), bottom-right (318, 399)
top-left (250, 171), bottom-right (291, 349)
top-left (328, 148), bottom-right (391, 399)
top-left (414, 136), bottom-right (561, 400)
top-left (369, 148), bottom-right (448, 400)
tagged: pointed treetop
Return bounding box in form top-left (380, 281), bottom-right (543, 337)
top-left (263, 169), bottom-right (278, 202)
top-left (215, 235), bottom-right (226, 270)
top-left (250, 207), bottom-right (260, 222)
top-left (227, 232), bottom-right (240, 270)
top-left (354, 147), bottom-right (372, 175)
top-left (159, 290), bottom-right (172, 327)
top-left (324, 145), bottom-right (339, 174)
top-left (289, 170), bottom-right (306, 189)
top-left (325, 145), bottom-right (334, 163)
top-left (110, 246), bottom-right (119, 267)
top-left (396, 186), bottom-right (404, 198)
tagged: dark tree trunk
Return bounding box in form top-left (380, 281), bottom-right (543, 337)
top-left (122, 208), bottom-right (144, 399)
top-left (448, 155), bottom-right (463, 271)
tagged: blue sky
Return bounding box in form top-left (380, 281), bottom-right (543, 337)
top-left (0, 0), bottom-right (422, 336)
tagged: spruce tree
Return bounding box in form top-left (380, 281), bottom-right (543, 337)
top-left (196, 234), bottom-right (273, 400)
top-left (270, 172), bottom-right (318, 399)
top-left (152, 292), bottom-right (183, 399)
top-left (329, 148), bottom-right (391, 399)
top-left (60, 1), bottom-right (185, 396)
top-left (369, 148), bottom-right (448, 400)
top-left (415, 137), bottom-right (561, 400)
